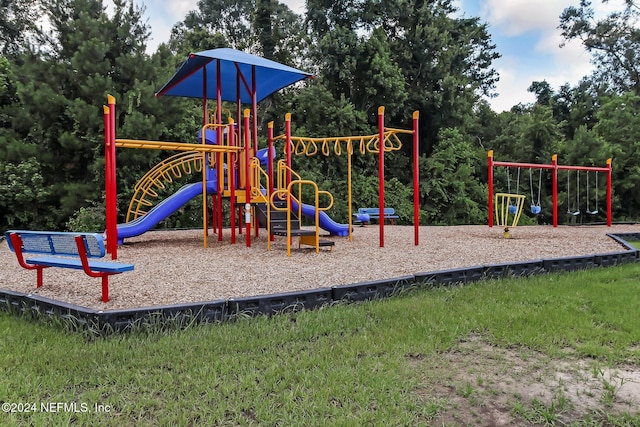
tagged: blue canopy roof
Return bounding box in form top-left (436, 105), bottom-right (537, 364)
top-left (155, 48), bottom-right (313, 103)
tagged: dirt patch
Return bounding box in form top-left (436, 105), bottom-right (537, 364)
top-left (409, 335), bottom-right (640, 425)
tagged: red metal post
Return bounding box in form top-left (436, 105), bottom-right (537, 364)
top-left (412, 111), bottom-right (419, 245)
top-left (107, 95), bottom-right (117, 259)
top-left (268, 122), bottom-right (275, 242)
top-left (607, 158), bottom-right (612, 226)
top-left (229, 119), bottom-right (236, 244)
top-left (378, 106), bottom-right (385, 248)
top-left (202, 67), bottom-right (209, 242)
top-left (244, 109), bottom-right (252, 247)
top-left (103, 105), bottom-right (113, 254)
top-left (285, 113), bottom-right (292, 186)
top-left (552, 154), bottom-right (558, 227)
top-left (487, 150), bottom-right (494, 227)
top-left (216, 60), bottom-right (223, 241)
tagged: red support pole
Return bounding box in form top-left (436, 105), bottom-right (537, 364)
top-left (606, 158), bottom-right (612, 227)
top-left (552, 154), bottom-right (558, 227)
top-left (216, 60), bottom-right (223, 241)
top-left (285, 113), bottom-right (292, 186)
top-left (202, 67), bottom-right (209, 242)
top-left (107, 95), bottom-right (117, 259)
top-left (378, 106), bottom-right (385, 248)
top-left (268, 122), bottom-right (275, 242)
top-left (103, 105), bottom-right (114, 256)
top-left (244, 109), bottom-right (252, 247)
top-left (229, 119), bottom-right (236, 244)
top-left (412, 111), bottom-right (419, 245)
top-left (487, 150), bottom-right (494, 227)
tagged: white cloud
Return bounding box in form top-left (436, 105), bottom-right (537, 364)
top-left (284, 0), bottom-right (306, 15)
top-left (535, 31), bottom-right (593, 87)
top-left (479, 0), bottom-right (629, 111)
top-left (482, 0), bottom-right (574, 36)
top-left (166, 0), bottom-right (198, 18)
top-left (488, 63), bottom-right (536, 112)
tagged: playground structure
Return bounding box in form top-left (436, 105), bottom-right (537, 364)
top-left (102, 49), bottom-right (421, 258)
top-left (487, 150), bottom-right (613, 230)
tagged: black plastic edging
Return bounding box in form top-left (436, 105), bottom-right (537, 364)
top-left (0, 232), bottom-right (638, 332)
top-left (332, 276), bottom-right (414, 302)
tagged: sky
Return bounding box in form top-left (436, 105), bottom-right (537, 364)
top-left (132, 0), bottom-right (624, 112)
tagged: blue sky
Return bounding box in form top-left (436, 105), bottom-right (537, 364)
top-left (133, 0), bottom-right (623, 112)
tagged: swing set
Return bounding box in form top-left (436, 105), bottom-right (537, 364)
top-left (487, 151), bottom-right (612, 229)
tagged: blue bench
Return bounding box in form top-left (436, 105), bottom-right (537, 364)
top-left (355, 207), bottom-right (399, 224)
top-left (6, 230), bottom-right (134, 303)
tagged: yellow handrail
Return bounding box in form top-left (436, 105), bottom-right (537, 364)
top-left (249, 158), bottom-right (270, 203)
top-left (269, 179), bottom-right (334, 256)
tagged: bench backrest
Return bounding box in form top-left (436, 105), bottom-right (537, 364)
top-left (5, 230), bottom-right (106, 258)
top-left (357, 207), bottom-right (396, 215)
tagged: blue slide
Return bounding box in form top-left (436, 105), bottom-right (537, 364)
top-left (116, 178), bottom-right (218, 243)
top-left (290, 199), bottom-right (350, 237)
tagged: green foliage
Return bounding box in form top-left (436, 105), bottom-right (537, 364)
top-left (420, 128), bottom-right (486, 225)
top-left (0, 158), bottom-right (53, 230)
top-left (593, 92), bottom-right (640, 219)
top-left (5, 0), bottom-right (640, 233)
top-left (66, 202), bottom-right (105, 232)
top-left (0, 0), bottom-right (38, 56)
top-left (560, 0), bottom-right (640, 95)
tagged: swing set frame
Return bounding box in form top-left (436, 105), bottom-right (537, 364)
top-left (487, 151), bottom-right (612, 227)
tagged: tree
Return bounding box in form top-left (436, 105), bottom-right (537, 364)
top-left (419, 128), bottom-right (486, 225)
top-left (169, 0), bottom-right (305, 66)
top-left (0, 0), bottom-right (39, 56)
top-left (0, 0), bottom-right (193, 230)
top-left (592, 92), bottom-right (640, 219)
top-left (560, 0), bottom-right (640, 95)
top-left (305, 0), bottom-right (500, 157)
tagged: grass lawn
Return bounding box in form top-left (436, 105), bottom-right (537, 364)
top-left (1, 263), bottom-right (640, 426)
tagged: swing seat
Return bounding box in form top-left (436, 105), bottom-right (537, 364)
top-left (587, 209), bottom-right (599, 215)
top-left (567, 209), bottom-right (581, 216)
top-left (531, 205), bottom-right (541, 215)
top-left (508, 204), bottom-right (518, 215)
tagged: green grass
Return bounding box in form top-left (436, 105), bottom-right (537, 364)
top-left (1, 263), bottom-right (640, 425)
top-left (627, 240), bottom-right (640, 250)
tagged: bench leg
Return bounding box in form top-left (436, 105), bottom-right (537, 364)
top-left (101, 275), bottom-right (109, 303)
top-left (37, 267), bottom-right (44, 288)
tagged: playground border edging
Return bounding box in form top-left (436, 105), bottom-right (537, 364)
top-left (0, 233), bottom-right (638, 333)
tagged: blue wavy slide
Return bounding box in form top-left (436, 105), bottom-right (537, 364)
top-left (116, 179), bottom-right (219, 244)
top-left (290, 199), bottom-right (350, 237)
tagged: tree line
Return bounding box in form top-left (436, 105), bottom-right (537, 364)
top-left (1, 0), bottom-right (639, 233)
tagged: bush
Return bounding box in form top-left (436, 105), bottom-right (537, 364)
top-left (66, 203), bottom-right (105, 232)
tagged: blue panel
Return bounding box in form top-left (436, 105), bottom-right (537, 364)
top-left (156, 48), bottom-right (313, 103)
top-left (6, 231), bottom-right (105, 257)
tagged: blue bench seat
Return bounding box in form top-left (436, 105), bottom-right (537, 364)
top-left (354, 207), bottom-right (399, 224)
top-left (6, 230), bottom-right (134, 303)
